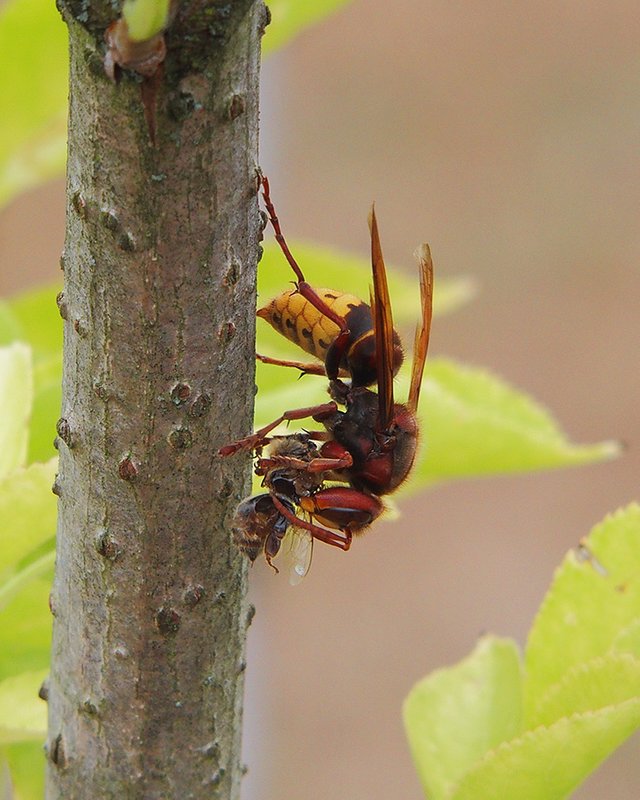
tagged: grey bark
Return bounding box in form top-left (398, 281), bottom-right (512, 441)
top-left (47, 2), bottom-right (266, 798)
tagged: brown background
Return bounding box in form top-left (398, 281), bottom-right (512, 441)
top-left (1, 1), bottom-right (638, 798)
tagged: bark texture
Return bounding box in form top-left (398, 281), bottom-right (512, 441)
top-left (47, 2), bottom-right (266, 797)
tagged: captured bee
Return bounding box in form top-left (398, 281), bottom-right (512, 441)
top-left (232, 493), bottom-right (315, 585)
top-left (232, 493), bottom-right (291, 564)
top-left (256, 175), bottom-right (404, 387)
top-left (221, 184), bottom-right (434, 557)
top-left (232, 434), bottom-right (346, 583)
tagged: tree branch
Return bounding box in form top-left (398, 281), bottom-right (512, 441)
top-left (47, 2), bottom-right (266, 796)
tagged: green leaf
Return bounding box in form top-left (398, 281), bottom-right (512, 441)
top-left (449, 701), bottom-right (640, 800)
top-left (0, 550), bottom-right (55, 613)
top-left (263, 0), bottom-right (353, 56)
top-left (0, 0), bottom-right (68, 209)
top-left (533, 654), bottom-right (640, 728)
top-left (2, 741), bottom-right (45, 800)
top-left (122, 0), bottom-right (170, 42)
top-left (0, 670), bottom-right (47, 744)
top-left (404, 508), bottom-right (640, 800)
top-left (525, 504), bottom-right (640, 723)
top-left (0, 577), bottom-right (52, 682)
top-left (29, 354), bottom-right (62, 464)
top-left (403, 637), bottom-right (523, 800)
top-left (8, 285), bottom-right (62, 364)
top-left (0, 459), bottom-right (57, 584)
top-left (612, 618), bottom-right (640, 658)
top-left (0, 301), bottom-right (22, 345)
top-left (0, 115), bottom-right (67, 211)
top-left (0, 286), bottom-right (62, 462)
top-left (0, 344), bottom-right (32, 480)
top-left (413, 359), bottom-right (620, 485)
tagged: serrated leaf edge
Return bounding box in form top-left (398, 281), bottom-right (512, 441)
top-left (446, 698), bottom-right (640, 800)
top-left (525, 503), bottom-right (640, 664)
top-left (528, 652), bottom-right (640, 728)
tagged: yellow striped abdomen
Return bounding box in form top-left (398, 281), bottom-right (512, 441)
top-left (257, 288), bottom-right (366, 362)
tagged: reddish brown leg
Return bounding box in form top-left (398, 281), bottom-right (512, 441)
top-left (218, 401), bottom-right (338, 456)
top-left (271, 495), bottom-right (352, 551)
top-left (260, 175), bottom-right (306, 285)
top-left (256, 353), bottom-right (327, 377)
top-left (294, 283), bottom-right (348, 331)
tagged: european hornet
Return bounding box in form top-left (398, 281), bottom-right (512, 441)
top-left (221, 178), bottom-right (433, 563)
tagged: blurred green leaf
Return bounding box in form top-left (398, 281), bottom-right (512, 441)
top-left (2, 741), bottom-right (45, 800)
top-left (0, 550), bottom-right (54, 613)
top-left (0, 577), bottom-right (52, 682)
top-left (0, 115), bottom-right (67, 211)
top-left (123, 0), bottom-right (170, 41)
top-left (29, 354), bottom-right (62, 463)
top-left (0, 670), bottom-right (47, 744)
top-left (0, 301), bottom-right (22, 344)
top-left (413, 359), bottom-right (620, 485)
top-left (8, 285), bottom-right (61, 364)
top-left (0, 286), bottom-right (62, 462)
top-left (0, 0), bottom-right (68, 209)
top-left (0, 459), bottom-right (57, 584)
top-left (525, 504), bottom-right (640, 723)
top-left (0, 344), bottom-right (32, 480)
top-left (404, 636), bottom-right (523, 800)
top-left (612, 618), bottom-right (640, 658)
top-left (263, 0), bottom-right (352, 55)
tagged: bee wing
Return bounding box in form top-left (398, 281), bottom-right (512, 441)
top-left (368, 205), bottom-right (395, 430)
top-left (280, 524), bottom-right (314, 585)
top-left (407, 243), bottom-right (434, 414)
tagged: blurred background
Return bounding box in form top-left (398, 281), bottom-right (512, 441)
top-left (2, 1), bottom-right (638, 797)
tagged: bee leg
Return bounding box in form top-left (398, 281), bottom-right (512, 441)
top-left (218, 401), bottom-right (339, 456)
top-left (263, 531), bottom-right (282, 573)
